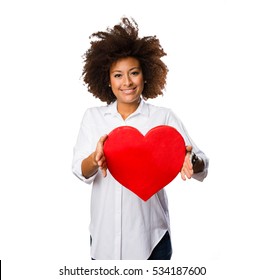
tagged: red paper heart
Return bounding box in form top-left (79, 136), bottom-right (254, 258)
top-left (104, 125), bottom-right (186, 201)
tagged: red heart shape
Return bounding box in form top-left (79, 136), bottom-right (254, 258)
top-left (104, 125), bottom-right (186, 201)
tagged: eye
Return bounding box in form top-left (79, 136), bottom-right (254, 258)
top-left (114, 73), bottom-right (122, 78)
top-left (131, 71), bottom-right (140, 76)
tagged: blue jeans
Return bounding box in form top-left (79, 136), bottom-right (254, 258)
top-left (147, 231), bottom-right (172, 260)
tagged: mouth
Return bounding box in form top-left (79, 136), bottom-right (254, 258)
top-left (121, 87), bottom-right (137, 95)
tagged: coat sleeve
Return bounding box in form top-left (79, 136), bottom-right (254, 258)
top-left (166, 109), bottom-right (209, 182)
top-left (72, 109), bottom-right (97, 184)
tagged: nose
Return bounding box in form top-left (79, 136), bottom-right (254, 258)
top-left (123, 74), bottom-right (132, 86)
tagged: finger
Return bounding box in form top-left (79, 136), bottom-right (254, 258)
top-left (99, 134), bottom-right (108, 144)
top-left (97, 156), bottom-right (108, 175)
top-left (181, 165), bottom-right (193, 180)
top-left (185, 168), bottom-right (193, 179)
top-left (95, 147), bottom-right (107, 161)
top-left (181, 171), bottom-right (192, 180)
top-left (100, 163), bottom-right (107, 177)
top-left (95, 135), bottom-right (108, 162)
top-left (181, 170), bottom-right (187, 181)
top-left (100, 160), bottom-right (107, 170)
top-left (101, 168), bottom-right (107, 177)
top-left (185, 145), bottom-right (193, 153)
top-left (95, 152), bottom-right (103, 163)
top-left (97, 156), bottom-right (106, 167)
top-left (186, 158), bottom-right (193, 169)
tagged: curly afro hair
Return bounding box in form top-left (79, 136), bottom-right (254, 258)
top-left (82, 17), bottom-right (168, 104)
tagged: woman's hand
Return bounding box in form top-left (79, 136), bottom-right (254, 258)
top-left (180, 145), bottom-right (193, 181)
top-left (81, 134), bottom-right (108, 179)
top-left (94, 134), bottom-right (108, 177)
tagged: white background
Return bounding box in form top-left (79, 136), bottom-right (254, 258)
top-left (0, 0), bottom-right (263, 279)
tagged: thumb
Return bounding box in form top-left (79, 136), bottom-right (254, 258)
top-left (99, 134), bottom-right (108, 144)
top-left (185, 145), bottom-right (193, 153)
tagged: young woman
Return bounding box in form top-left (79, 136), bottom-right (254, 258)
top-left (72, 17), bottom-right (209, 260)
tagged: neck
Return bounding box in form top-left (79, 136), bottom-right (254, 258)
top-left (117, 100), bottom-right (140, 120)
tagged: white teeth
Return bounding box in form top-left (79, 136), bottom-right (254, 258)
top-left (122, 89), bottom-right (134, 94)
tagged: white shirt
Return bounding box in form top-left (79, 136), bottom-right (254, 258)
top-left (72, 99), bottom-right (209, 260)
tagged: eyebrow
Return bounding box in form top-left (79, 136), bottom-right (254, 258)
top-left (111, 67), bottom-right (141, 73)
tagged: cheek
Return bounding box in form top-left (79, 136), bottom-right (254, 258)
top-left (110, 87), bottom-right (119, 97)
top-left (110, 80), bottom-right (120, 91)
top-left (135, 76), bottom-right (144, 87)
top-left (138, 79), bottom-right (145, 91)
top-left (110, 83), bottom-right (121, 97)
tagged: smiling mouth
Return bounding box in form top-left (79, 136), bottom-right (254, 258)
top-left (121, 87), bottom-right (136, 94)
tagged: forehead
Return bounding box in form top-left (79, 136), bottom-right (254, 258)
top-left (110, 57), bottom-right (141, 71)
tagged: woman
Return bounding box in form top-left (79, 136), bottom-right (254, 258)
top-left (72, 17), bottom-right (209, 260)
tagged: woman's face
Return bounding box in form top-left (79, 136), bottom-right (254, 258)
top-left (109, 57), bottom-right (144, 105)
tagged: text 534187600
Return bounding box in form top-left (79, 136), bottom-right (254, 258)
top-left (152, 266), bottom-right (206, 276)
